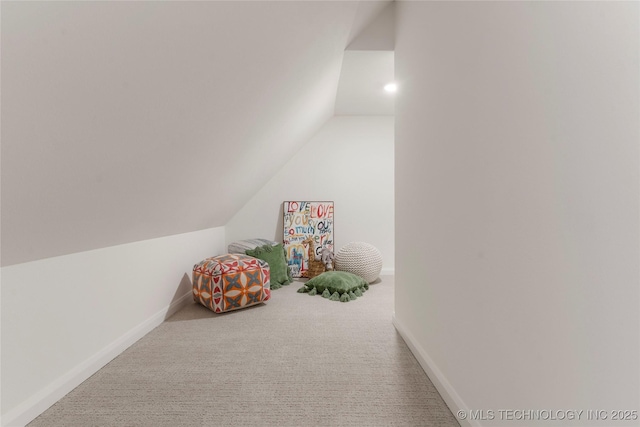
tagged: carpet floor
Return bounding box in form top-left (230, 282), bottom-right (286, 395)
top-left (28, 275), bottom-right (459, 427)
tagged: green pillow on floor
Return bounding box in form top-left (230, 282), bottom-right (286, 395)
top-left (298, 271), bottom-right (369, 302)
top-left (246, 243), bottom-right (292, 289)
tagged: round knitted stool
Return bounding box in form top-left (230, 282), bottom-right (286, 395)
top-left (334, 242), bottom-right (383, 283)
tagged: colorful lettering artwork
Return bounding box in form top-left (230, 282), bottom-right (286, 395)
top-left (283, 201), bottom-right (334, 278)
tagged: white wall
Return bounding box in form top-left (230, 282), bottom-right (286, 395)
top-left (335, 51), bottom-right (395, 116)
top-left (226, 116), bottom-right (394, 273)
top-left (394, 2), bottom-right (639, 426)
top-left (1, 227), bottom-right (225, 426)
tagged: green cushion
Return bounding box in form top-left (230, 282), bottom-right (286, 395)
top-left (297, 271), bottom-right (369, 302)
top-left (246, 243), bottom-right (292, 289)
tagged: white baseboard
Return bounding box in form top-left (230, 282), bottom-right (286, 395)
top-left (380, 267), bottom-right (395, 275)
top-left (392, 313), bottom-right (478, 427)
top-left (2, 291), bottom-right (193, 427)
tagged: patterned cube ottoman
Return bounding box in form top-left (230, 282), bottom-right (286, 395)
top-left (192, 254), bottom-right (271, 313)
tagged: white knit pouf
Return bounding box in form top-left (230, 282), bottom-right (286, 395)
top-left (334, 242), bottom-right (383, 283)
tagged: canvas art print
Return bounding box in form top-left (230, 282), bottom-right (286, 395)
top-left (283, 201), bottom-right (334, 278)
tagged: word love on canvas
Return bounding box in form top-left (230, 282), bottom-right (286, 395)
top-left (285, 201), bottom-right (334, 219)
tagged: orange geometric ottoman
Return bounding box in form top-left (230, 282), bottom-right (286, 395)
top-left (192, 254), bottom-right (271, 313)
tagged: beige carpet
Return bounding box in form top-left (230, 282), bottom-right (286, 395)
top-left (29, 276), bottom-right (459, 427)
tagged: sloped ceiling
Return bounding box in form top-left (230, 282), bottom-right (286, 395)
top-left (1, 1), bottom-right (392, 266)
top-left (347, 0), bottom-right (395, 50)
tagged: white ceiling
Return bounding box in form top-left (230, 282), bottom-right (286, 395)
top-left (348, 0), bottom-right (395, 51)
top-left (1, 1), bottom-right (393, 266)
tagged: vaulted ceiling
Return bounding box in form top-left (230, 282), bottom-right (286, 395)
top-left (1, 1), bottom-right (393, 266)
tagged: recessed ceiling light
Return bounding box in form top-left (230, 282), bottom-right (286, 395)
top-left (384, 82), bottom-right (397, 93)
